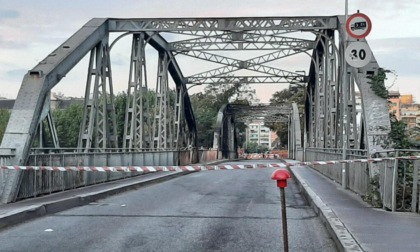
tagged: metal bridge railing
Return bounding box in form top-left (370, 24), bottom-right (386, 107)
top-left (0, 148), bottom-right (16, 196)
top-left (13, 149), bottom-right (192, 200)
top-left (305, 148), bottom-right (369, 196)
top-left (16, 167), bottom-right (135, 200)
top-left (10, 148), bottom-right (221, 201)
top-left (372, 149), bottom-right (420, 213)
top-left (304, 148), bottom-right (420, 214)
top-left (27, 148), bottom-right (187, 167)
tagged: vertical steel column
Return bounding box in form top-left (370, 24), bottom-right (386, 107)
top-left (330, 33), bottom-right (340, 149)
top-left (78, 38), bottom-right (118, 151)
top-left (123, 33), bottom-right (150, 150)
top-left (349, 73), bottom-right (359, 148)
top-left (310, 85), bottom-right (315, 148)
top-left (324, 31), bottom-right (338, 149)
top-left (45, 111), bottom-right (60, 148)
top-left (288, 114), bottom-right (292, 158)
top-left (34, 93), bottom-right (60, 149)
top-left (104, 40), bottom-right (118, 150)
top-left (320, 38), bottom-right (328, 148)
top-left (174, 85), bottom-right (185, 148)
top-left (339, 28), bottom-right (350, 188)
top-left (228, 117), bottom-right (235, 159)
top-left (153, 52), bottom-right (170, 149)
top-left (314, 49), bottom-right (323, 148)
top-left (336, 40), bottom-right (345, 150)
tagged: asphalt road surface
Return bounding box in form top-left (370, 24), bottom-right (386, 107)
top-left (0, 160), bottom-right (336, 252)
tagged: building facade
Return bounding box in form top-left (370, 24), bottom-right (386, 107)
top-left (388, 91), bottom-right (401, 120)
top-left (245, 119), bottom-right (278, 149)
top-left (401, 103), bottom-right (420, 129)
top-left (400, 94), bottom-right (413, 105)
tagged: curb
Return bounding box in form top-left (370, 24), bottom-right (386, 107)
top-left (0, 171), bottom-right (192, 230)
top-left (288, 166), bottom-right (364, 252)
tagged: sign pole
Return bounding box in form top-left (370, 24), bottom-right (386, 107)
top-left (345, 0), bottom-right (348, 41)
top-left (342, 0), bottom-right (349, 189)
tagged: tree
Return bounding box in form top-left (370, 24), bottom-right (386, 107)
top-left (190, 82), bottom-right (258, 148)
top-left (245, 141), bottom-right (258, 153)
top-left (387, 113), bottom-right (412, 149)
top-left (267, 86), bottom-right (305, 147)
top-left (53, 103), bottom-right (83, 147)
top-left (244, 142), bottom-right (269, 153)
top-left (114, 92), bottom-right (127, 147)
top-left (0, 109), bottom-right (10, 143)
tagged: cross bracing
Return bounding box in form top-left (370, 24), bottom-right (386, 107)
top-left (229, 104), bottom-right (291, 123)
top-left (187, 76), bottom-right (305, 85)
top-left (0, 16), bottom-right (390, 204)
top-left (182, 49), bottom-right (310, 81)
top-left (108, 17), bottom-right (338, 33)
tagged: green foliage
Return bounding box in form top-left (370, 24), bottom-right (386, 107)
top-left (267, 86), bottom-right (305, 147)
top-left (190, 83), bottom-right (258, 148)
top-left (365, 114), bottom-right (417, 209)
top-left (244, 142), bottom-right (269, 153)
top-left (363, 174), bottom-right (383, 208)
top-left (367, 68), bottom-right (390, 99)
top-left (388, 113), bottom-right (413, 149)
top-left (114, 92), bottom-right (127, 147)
top-left (269, 86), bottom-right (305, 105)
top-left (0, 109), bottom-right (11, 143)
top-left (53, 103), bottom-right (83, 147)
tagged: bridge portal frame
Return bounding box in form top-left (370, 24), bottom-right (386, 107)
top-left (0, 16), bottom-right (390, 203)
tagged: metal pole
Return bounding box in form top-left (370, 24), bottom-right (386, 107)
top-left (391, 151), bottom-right (399, 212)
top-left (280, 187), bottom-right (289, 252)
top-left (342, 0), bottom-right (349, 189)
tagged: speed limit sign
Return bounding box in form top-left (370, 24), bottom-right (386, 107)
top-left (345, 41), bottom-right (372, 68)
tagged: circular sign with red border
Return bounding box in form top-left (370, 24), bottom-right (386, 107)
top-left (346, 13), bottom-right (372, 39)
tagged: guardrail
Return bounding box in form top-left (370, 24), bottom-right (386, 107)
top-left (6, 148), bottom-right (222, 201)
top-left (373, 149), bottom-right (420, 213)
top-left (305, 148), bottom-right (419, 214)
top-left (305, 148), bottom-right (369, 196)
top-left (27, 149), bottom-right (189, 167)
top-left (0, 148), bottom-right (16, 197)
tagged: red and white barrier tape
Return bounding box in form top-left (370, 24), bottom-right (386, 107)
top-left (1, 155), bottom-right (419, 173)
top-left (0, 164), bottom-right (275, 173)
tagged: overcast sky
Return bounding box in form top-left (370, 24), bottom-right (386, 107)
top-left (0, 0), bottom-right (419, 102)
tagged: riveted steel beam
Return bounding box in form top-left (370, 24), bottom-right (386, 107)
top-left (123, 33), bottom-right (151, 150)
top-left (77, 38), bottom-right (118, 151)
top-left (0, 18), bottom-right (108, 203)
top-left (108, 17), bottom-right (338, 33)
top-left (183, 48), bottom-right (311, 79)
top-left (187, 75), bottom-right (306, 85)
top-left (171, 36), bottom-right (314, 51)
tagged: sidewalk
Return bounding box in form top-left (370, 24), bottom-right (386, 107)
top-left (286, 159), bottom-right (420, 252)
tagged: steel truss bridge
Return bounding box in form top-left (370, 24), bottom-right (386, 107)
top-left (0, 16), bottom-right (389, 203)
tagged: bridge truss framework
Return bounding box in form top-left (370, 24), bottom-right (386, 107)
top-left (0, 16), bottom-right (389, 203)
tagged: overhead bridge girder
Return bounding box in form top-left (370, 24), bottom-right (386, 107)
top-left (108, 17), bottom-right (338, 33)
top-left (213, 104), bottom-right (292, 159)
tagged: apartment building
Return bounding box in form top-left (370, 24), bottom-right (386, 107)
top-left (401, 103), bottom-right (420, 129)
top-left (388, 91), bottom-right (401, 119)
top-left (400, 94), bottom-right (413, 105)
top-left (246, 119), bottom-right (278, 149)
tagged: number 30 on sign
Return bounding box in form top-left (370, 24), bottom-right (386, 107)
top-left (345, 41), bottom-right (372, 68)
